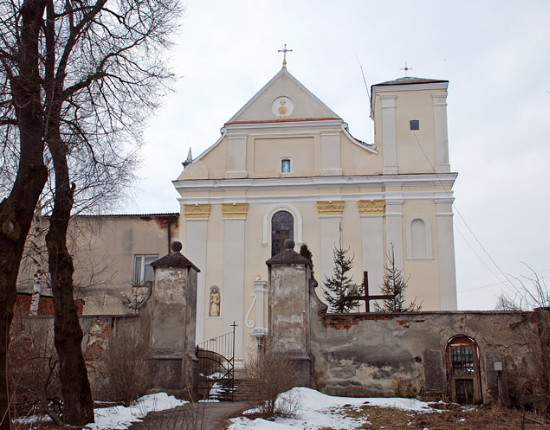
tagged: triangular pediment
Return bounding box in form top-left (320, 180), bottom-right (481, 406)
top-left (226, 67), bottom-right (341, 125)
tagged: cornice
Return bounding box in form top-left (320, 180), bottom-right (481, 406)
top-left (173, 173), bottom-right (457, 191)
top-left (178, 190), bottom-right (454, 206)
top-left (372, 82), bottom-right (448, 94)
top-left (223, 119), bottom-right (344, 132)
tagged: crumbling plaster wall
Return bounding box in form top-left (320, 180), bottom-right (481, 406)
top-left (310, 294), bottom-right (549, 408)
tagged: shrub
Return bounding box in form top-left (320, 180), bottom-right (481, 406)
top-left (246, 349), bottom-right (301, 418)
top-left (102, 323), bottom-right (150, 405)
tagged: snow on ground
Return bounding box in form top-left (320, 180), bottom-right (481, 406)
top-left (228, 387), bottom-right (437, 430)
top-left (14, 388), bottom-right (436, 430)
top-left (86, 392), bottom-right (186, 430)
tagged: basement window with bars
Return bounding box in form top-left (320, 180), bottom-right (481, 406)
top-left (133, 254), bottom-right (158, 286)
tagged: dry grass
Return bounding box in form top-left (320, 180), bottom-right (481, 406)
top-left (325, 403), bottom-right (550, 430)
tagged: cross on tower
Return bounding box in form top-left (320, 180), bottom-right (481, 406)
top-left (278, 44), bottom-right (293, 68)
top-left (348, 271), bottom-right (395, 312)
top-left (401, 62), bottom-right (413, 76)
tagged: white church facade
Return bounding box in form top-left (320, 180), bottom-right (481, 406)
top-left (173, 64), bottom-right (457, 362)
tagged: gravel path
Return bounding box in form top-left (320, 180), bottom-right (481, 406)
top-left (127, 401), bottom-right (250, 430)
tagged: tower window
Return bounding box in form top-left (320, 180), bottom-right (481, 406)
top-left (281, 158), bottom-right (291, 174)
top-left (410, 120), bottom-right (420, 131)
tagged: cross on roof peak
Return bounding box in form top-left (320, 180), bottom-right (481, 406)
top-left (278, 44), bottom-right (293, 68)
top-left (400, 62), bottom-right (413, 76)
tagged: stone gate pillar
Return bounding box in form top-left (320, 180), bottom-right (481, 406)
top-left (266, 239), bottom-right (314, 387)
top-left (148, 241), bottom-right (199, 396)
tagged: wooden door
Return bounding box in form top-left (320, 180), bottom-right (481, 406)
top-left (446, 336), bottom-right (482, 404)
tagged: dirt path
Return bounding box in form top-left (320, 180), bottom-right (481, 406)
top-left (127, 401), bottom-right (250, 430)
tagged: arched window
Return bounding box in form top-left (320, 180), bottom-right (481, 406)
top-left (271, 211), bottom-right (294, 256)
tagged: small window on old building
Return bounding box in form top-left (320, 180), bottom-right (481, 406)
top-left (410, 120), bottom-right (420, 130)
top-left (133, 254), bottom-right (158, 286)
top-left (281, 158), bottom-right (291, 174)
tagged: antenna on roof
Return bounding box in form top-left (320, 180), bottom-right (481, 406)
top-left (355, 54), bottom-right (371, 105)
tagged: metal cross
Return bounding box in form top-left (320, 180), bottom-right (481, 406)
top-left (348, 271), bottom-right (395, 312)
top-left (401, 62), bottom-right (413, 76)
top-left (278, 44), bottom-right (293, 67)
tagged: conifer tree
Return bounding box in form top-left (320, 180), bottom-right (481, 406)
top-left (323, 246), bottom-right (362, 313)
top-left (374, 245), bottom-right (422, 312)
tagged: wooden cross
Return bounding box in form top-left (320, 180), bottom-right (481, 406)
top-left (349, 271), bottom-right (395, 312)
top-left (400, 62), bottom-right (413, 76)
top-left (278, 44), bottom-right (293, 67)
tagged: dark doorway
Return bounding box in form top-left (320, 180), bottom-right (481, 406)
top-left (446, 335), bottom-right (482, 404)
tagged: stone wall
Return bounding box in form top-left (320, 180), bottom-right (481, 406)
top-left (309, 290), bottom-right (550, 409)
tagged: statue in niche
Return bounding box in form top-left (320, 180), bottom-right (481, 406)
top-left (209, 286), bottom-right (221, 317)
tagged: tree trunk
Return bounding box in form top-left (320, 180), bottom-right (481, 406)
top-left (0, 1), bottom-right (48, 428)
top-left (45, 137), bottom-right (94, 426)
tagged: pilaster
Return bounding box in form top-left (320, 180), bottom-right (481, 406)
top-left (385, 199), bottom-right (404, 270)
top-left (317, 201), bottom-right (345, 281)
top-left (435, 198), bottom-right (457, 309)
top-left (183, 204), bottom-right (210, 343)
top-left (432, 92), bottom-right (450, 173)
top-left (381, 95), bottom-right (398, 174)
top-left (222, 203), bottom-right (248, 360)
top-left (225, 134), bottom-right (248, 178)
top-left (358, 200), bottom-right (386, 292)
top-left (320, 132), bottom-right (342, 176)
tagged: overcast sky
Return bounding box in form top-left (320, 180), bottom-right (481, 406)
top-left (125, 0), bottom-right (550, 310)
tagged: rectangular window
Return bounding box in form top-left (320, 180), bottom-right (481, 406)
top-left (281, 158), bottom-right (291, 173)
top-left (133, 254), bottom-right (158, 285)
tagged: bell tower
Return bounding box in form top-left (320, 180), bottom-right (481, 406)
top-left (371, 77), bottom-right (450, 175)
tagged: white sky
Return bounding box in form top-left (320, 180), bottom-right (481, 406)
top-left (126, 0), bottom-right (550, 310)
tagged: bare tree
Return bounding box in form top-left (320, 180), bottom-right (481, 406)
top-left (0, 0), bottom-right (180, 427)
top-left (496, 265), bottom-right (549, 311)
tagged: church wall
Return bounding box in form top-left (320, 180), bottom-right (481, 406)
top-left (251, 136), bottom-right (316, 177)
top-left (401, 199), bottom-right (441, 310)
top-left (340, 136), bottom-right (381, 175)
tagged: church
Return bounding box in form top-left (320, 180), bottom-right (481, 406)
top-left (173, 60), bottom-right (457, 362)
top-left (17, 59), bottom-right (458, 366)
top-left (16, 61), bottom-right (550, 409)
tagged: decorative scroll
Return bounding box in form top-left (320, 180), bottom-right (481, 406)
top-left (222, 203), bottom-right (249, 218)
top-left (244, 293), bottom-right (256, 328)
top-left (316, 200), bottom-right (345, 216)
top-left (357, 199), bottom-right (386, 215)
top-left (184, 204), bottom-right (212, 219)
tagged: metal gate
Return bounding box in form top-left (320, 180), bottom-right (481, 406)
top-left (196, 322), bottom-right (236, 401)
